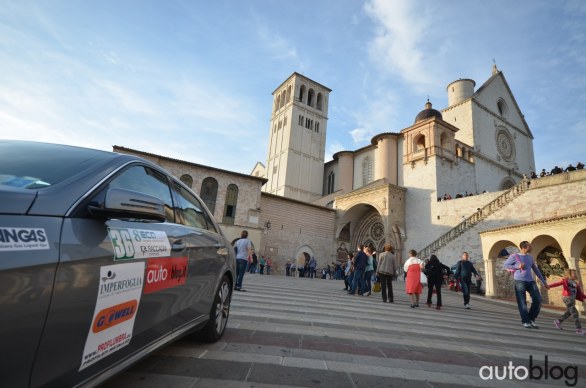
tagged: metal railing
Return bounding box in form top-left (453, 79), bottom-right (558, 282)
top-left (419, 179), bottom-right (530, 259)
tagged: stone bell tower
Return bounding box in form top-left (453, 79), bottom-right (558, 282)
top-left (264, 72), bottom-right (331, 202)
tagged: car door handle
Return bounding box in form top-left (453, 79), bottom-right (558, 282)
top-left (172, 240), bottom-right (186, 252)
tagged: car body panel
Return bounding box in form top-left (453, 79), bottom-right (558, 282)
top-left (0, 215), bottom-right (62, 387)
top-left (0, 141), bottom-right (235, 387)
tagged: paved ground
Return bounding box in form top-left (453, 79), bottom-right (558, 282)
top-left (107, 274), bottom-right (586, 387)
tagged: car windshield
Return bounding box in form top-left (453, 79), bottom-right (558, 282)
top-left (0, 141), bottom-right (115, 189)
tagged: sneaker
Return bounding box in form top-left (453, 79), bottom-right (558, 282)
top-left (464, 304), bottom-right (470, 309)
top-left (554, 320), bottom-right (563, 330)
top-left (530, 320), bottom-right (539, 329)
top-left (576, 329), bottom-right (586, 335)
top-left (522, 323), bottom-right (532, 329)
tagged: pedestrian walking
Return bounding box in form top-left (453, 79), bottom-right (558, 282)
top-left (266, 257), bottom-right (272, 275)
top-left (234, 230), bottom-right (252, 292)
top-left (364, 247), bottom-right (375, 296)
top-left (348, 245), bottom-right (367, 296)
top-left (550, 268), bottom-right (586, 335)
top-left (404, 249), bottom-right (424, 308)
top-left (502, 241), bottom-right (549, 328)
top-left (309, 256), bottom-right (317, 279)
top-left (376, 243), bottom-right (396, 303)
top-left (424, 254), bottom-right (451, 310)
top-left (259, 256), bottom-right (266, 274)
top-left (454, 252), bottom-right (480, 309)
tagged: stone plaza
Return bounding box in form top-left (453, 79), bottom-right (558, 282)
top-left (108, 274), bottom-right (586, 387)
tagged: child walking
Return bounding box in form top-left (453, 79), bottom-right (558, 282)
top-left (550, 269), bottom-right (586, 335)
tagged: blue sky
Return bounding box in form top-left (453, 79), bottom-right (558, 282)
top-left (1, 0), bottom-right (585, 175)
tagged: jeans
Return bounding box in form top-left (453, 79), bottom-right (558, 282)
top-left (236, 259), bottom-right (247, 288)
top-left (350, 269), bottom-right (365, 294)
top-left (460, 276), bottom-right (473, 305)
top-left (365, 270), bottom-right (374, 293)
top-left (514, 280), bottom-right (541, 324)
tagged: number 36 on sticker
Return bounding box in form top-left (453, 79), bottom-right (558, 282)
top-left (108, 228), bottom-right (171, 260)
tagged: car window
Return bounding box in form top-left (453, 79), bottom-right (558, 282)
top-left (109, 165), bottom-right (175, 221)
top-left (173, 182), bottom-right (217, 233)
top-left (0, 141), bottom-right (114, 189)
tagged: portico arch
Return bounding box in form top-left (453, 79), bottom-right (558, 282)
top-left (480, 211), bottom-right (586, 311)
top-left (294, 245), bottom-right (314, 267)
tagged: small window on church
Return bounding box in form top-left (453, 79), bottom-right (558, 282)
top-left (497, 98), bottom-right (508, 118)
top-left (284, 116), bottom-right (287, 126)
top-left (316, 122), bottom-right (319, 133)
top-left (299, 85), bottom-right (306, 103)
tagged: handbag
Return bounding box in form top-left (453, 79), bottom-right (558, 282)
top-left (420, 272), bottom-right (428, 284)
top-left (372, 281), bottom-right (381, 293)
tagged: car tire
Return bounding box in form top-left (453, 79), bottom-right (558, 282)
top-left (192, 275), bottom-right (231, 342)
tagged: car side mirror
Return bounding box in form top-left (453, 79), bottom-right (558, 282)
top-left (88, 187), bottom-right (167, 222)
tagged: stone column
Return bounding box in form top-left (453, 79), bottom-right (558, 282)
top-left (483, 257), bottom-right (497, 298)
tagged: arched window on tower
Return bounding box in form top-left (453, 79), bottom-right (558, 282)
top-left (286, 85), bottom-right (292, 103)
top-left (200, 177), bottom-right (218, 214)
top-left (317, 93), bottom-right (323, 110)
top-left (307, 89), bottom-right (315, 107)
top-left (223, 184), bottom-right (238, 225)
top-left (362, 157), bottom-right (373, 186)
top-left (414, 134), bottom-right (426, 153)
top-left (180, 174), bottom-right (193, 188)
top-left (280, 90), bottom-right (286, 109)
top-left (327, 171), bottom-right (335, 194)
top-left (299, 85), bottom-right (306, 103)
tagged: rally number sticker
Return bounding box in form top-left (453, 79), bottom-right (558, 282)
top-left (108, 228), bottom-right (171, 260)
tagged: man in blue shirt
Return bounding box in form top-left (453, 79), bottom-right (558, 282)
top-left (503, 241), bottom-right (550, 328)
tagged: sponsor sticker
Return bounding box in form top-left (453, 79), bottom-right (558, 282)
top-left (144, 257), bottom-right (188, 294)
top-left (108, 227), bottom-right (171, 260)
top-left (79, 262), bottom-right (144, 371)
top-left (0, 227), bottom-right (49, 251)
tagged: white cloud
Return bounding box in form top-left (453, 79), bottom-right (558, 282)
top-left (364, 0), bottom-right (432, 86)
top-left (350, 127), bottom-right (374, 144)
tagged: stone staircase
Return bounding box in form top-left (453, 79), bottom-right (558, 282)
top-left (419, 178), bottom-right (531, 260)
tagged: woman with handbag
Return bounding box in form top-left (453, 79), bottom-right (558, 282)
top-left (424, 254), bottom-right (452, 310)
top-left (404, 249), bottom-right (424, 308)
top-left (376, 243), bottom-right (396, 303)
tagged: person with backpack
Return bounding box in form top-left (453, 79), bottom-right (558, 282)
top-left (503, 241), bottom-right (550, 328)
top-left (454, 252), bottom-right (480, 309)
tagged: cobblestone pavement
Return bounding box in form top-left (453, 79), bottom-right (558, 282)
top-left (107, 274), bottom-right (586, 387)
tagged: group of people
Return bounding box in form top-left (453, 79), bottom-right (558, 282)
top-left (530, 162), bottom-right (584, 178)
top-left (235, 231), bottom-right (586, 335)
top-left (438, 191), bottom-right (488, 202)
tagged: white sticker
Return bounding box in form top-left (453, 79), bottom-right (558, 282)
top-left (108, 227), bottom-right (171, 260)
top-left (79, 261), bottom-right (145, 371)
top-left (0, 227), bottom-right (50, 251)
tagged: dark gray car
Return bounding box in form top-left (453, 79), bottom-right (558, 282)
top-left (0, 140), bottom-right (235, 387)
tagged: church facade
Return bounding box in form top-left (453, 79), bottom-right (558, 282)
top-left (258, 66), bottom-right (536, 264)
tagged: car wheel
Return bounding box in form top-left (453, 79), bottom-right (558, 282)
top-left (193, 275), bottom-right (231, 342)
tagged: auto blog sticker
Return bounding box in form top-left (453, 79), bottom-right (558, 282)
top-left (144, 257), bottom-right (188, 294)
top-left (79, 261), bottom-right (144, 371)
top-left (0, 227), bottom-right (49, 251)
top-left (108, 227), bottom-right (171, 260)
